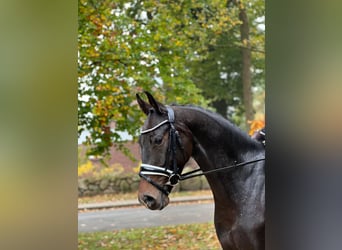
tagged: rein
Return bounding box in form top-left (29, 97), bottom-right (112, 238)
top-left (139, 106), bottom-right (265, 195)
top-left (179, 158), bottom-right (265, 180)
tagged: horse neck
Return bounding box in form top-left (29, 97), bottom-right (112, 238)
top-left (177, 106), bottom-right (264, 206)
top-left (177, 106), bottom-right (262, 164)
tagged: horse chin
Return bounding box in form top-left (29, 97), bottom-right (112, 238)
top-left (149, 194), bottom-right (169, 210)
top-left (158, 195), bottom-right (169, 210)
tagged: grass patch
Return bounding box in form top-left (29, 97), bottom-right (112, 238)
top-left (78, 223), bottom-right (221, 250)
top-left (78, 190), bottom-right (213, 204)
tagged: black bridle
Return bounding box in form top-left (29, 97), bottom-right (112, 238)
top-left (139, 106), bottom-right (265, 196)
top-left (139, 106), bottom-right (183, 195)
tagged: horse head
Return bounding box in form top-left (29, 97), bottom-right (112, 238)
top-left (136, 92), bottom-right (193, 210)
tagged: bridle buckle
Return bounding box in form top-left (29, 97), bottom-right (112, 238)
top-left (168, 173), bottom-right (180, 186)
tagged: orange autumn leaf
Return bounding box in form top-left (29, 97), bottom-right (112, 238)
top-left (248, 119), bottom-right (265, 136)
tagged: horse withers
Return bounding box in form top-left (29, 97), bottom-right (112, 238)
top-left (136, 92), bottom-right (265, 250)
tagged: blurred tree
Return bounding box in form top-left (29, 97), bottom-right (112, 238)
top-left (191, 0), bottom-right (264, 128)
top-left (78, 0), bottom-right (239, 158)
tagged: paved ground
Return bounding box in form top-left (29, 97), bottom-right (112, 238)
top-left (78, 202), bottom-right (215, 232)
top-left (78, 195), bottom-right (213, 211)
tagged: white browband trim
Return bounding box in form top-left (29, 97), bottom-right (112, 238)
top-left (140, 164), bottom-right (173, 174)
top-left (140, 120), bottom-right (169, 134)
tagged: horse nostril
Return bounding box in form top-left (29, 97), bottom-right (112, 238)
top-left (143, 195), bottom-right (156, 207)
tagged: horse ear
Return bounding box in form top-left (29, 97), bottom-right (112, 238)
top-left (144, 91), bottom-right (166, 114)
top-left (136, 93), bottom-right (151, 115)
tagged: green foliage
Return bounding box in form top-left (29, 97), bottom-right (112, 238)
top-left (78, 0), bottom-right (264, 157)
top-left (78, 0), bottom-right (238, 157)
top-left (78, 223), bottom-right (220, 249)
top-left (190, 0), bottom-right (265, 127)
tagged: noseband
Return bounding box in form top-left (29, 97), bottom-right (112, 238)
top-left (139, 106), bottom-right (183, 195)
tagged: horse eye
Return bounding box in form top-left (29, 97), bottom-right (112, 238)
top-left (154, 137), bottom-right (163, 145)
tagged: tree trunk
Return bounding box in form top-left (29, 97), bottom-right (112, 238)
top-left (238, 4), bottom-right (254, 127)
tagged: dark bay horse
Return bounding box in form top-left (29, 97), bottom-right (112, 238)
top-left (136, 92), bottom-right (265, 250)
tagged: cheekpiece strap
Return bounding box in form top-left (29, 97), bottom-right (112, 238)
top-left (166, 106), bottom-right (175, 123)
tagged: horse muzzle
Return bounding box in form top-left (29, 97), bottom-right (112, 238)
top-left (138, 191), bottom-right (170, 210)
